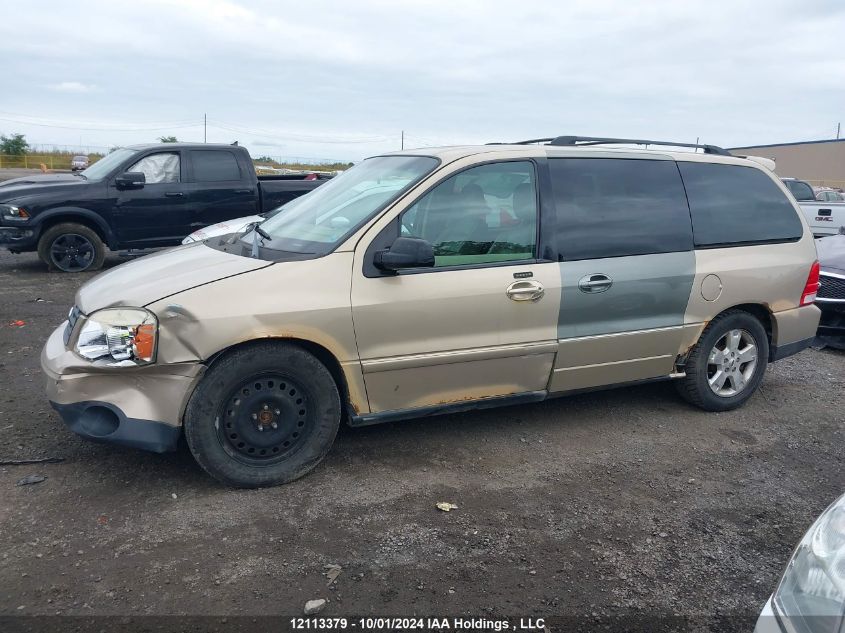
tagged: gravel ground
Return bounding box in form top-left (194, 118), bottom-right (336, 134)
top-left (0, 249), bottom-right (842, 631)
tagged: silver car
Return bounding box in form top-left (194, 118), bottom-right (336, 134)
top-left (71, 155), bottom-right (89, 171)
top-left (755, 492), bottom-right (845, 633)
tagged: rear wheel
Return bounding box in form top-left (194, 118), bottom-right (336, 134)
top-left (37, 223), bottom-right (105, 272)
top-left (677, 310), bottom-right (769, 411)
top-left (183, 342), bottom-right (341, 488)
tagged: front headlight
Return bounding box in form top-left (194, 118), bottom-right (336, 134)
top-left (773, 492), bottom-right (845, 633)
top-left (0, 204), bottom-right (30, 221)
top-left (75, 308), bottom-right (157, 366)
top-left (181, 235), bottom-right (195, 244)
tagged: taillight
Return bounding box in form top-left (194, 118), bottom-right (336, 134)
top-left (800, 260), bottom-right (820, 306)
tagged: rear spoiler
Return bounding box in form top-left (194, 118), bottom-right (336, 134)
top-left (734, 154), bottom-right (776, 171)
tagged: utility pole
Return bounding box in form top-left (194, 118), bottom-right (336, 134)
top-left (401, 130), bottom-right (404, 150)
top-left (204, 113), bottom-right (207, 143)
top-left (837, 122), bottom-right (841, 139)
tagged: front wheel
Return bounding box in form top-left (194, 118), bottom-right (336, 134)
top-left (677, 310), bottom-right (769, 412)
top-left (37, 222), bottom-right (105, 272)
top-left (183, 342), bottom-right (342, 488)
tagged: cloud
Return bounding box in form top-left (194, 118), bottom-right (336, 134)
top-left (49, 82), bottom-right (95, 93)
top-left (0, 1), bottom-right (843, 159)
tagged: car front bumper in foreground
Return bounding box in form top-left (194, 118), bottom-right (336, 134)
top-left (41, 324), bottom-right (205, 453)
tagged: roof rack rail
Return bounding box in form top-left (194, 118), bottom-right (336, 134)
top-left (508, 135), bottom-right (731, 156)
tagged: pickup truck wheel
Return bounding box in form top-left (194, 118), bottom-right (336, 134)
top-left (37, 223), bottom-right (105, 272)
top-left (677, 310), bottom-right (769, 412)
top-left (183, 342), bottom-right (341, 488)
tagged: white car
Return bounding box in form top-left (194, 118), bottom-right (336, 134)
top-left (754, 491), bottom-right (845, 633)
top-left (182, 180), bottom-right (407, 244)
top-left (181, 213), bottom-right (265, 244)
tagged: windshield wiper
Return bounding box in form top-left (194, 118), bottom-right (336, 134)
top-left (243, 221), bottom-right (272, 258)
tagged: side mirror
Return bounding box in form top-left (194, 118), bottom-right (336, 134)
top-left (374, 236), bottom-right (435, 272)
top-left (115, 172), bottom-right (146, 189)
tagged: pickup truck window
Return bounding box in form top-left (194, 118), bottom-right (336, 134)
top-left (252, 155), bottom-right (438, 256)
top-left (80, 147), bottom-right (138, 181)
top-left (128, 152), bottom-right (180, 184)
top-left (784, 179), bottom-right (815, 201)
top-left (680, 162), bottom-right (803, 247)
top-left (191, 150), bottom-right (241, 182)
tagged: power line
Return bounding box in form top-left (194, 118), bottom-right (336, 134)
top-left (0, 115), bottom-right (202, 132)
top-left (207, 119), bottom-right (394, 144)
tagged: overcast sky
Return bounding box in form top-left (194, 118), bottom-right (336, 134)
top-left (2, 0), bottom-right (844, 162)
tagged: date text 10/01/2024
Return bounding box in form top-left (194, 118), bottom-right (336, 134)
top-left (290, 618), bottom-right (547, 631)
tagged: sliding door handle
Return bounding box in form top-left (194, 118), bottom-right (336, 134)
top-left (578, 273), bottom-right (612, 293)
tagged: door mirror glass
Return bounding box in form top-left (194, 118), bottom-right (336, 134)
top-left (374, 236), bottom-right (435, 271)
top-left (115, 171), bottom-right (146, 189)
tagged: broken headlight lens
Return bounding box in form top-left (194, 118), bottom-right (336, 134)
top-left (773, 492), bottom-right (845, 633)
top-left (75, 308), bottom-right (157, 366)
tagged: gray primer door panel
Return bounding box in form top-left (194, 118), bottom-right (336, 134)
top-left (551, 251), bottom-right (695, 392)
top-left (558, 251), bottom-right (695, 340)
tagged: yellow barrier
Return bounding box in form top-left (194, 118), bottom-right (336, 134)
top-left (0, 154), bottom-right (102, 170)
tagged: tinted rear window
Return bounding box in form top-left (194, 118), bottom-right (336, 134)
top-left (678, 162), bottom-right (803, 247)
top-left (548, 158), bottom-right (693, 261)
top-left (192, 150), bottom-right (241, 182)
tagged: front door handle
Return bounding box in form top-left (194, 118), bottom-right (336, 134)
top-left (506, 280), bottom-right (544, 302)
top-left (578, 273), bottom-right (613, 293)
top-left (165, 192), bottom-right (184, 198)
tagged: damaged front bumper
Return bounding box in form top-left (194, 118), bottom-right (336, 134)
top-left (0, 225), bottom-right (38, 251)
top-left (41, 323), bottom-right (205, 453)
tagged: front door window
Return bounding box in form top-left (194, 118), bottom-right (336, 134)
top-left (400, 161), bottom-right (538, 267)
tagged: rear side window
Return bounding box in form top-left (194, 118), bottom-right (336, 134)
top-left (191, 150), bottom-right (241, 182)
top-left (548, 158), bottom-right (693, 261)
top-left (679, 163), bottom-right (803, 247)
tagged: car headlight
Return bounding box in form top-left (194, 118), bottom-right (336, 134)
top-left (773, 492), bottom-right (845, 633)
top-left (181, 235), bottom-right (195, 244)
top-left (75, 308), bottom-right (157, 366)
top-left (0, 204), bottom-right (30, 221)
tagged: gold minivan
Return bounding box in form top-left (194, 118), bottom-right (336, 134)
top-left (41, 136), bottom-right (822, 487)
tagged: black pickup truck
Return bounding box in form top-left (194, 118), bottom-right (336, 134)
top-left (0, 143), bottom-right (329, 271)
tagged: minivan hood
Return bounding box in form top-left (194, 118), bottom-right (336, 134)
top-left (76, 243), bottom-right (272, 314)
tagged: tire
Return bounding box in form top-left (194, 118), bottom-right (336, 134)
top-left (183, 342), bottom-right (342, 488)
top-left (677, 309), bottom-right (769, 412)
top-left (37, 222), bottom-right (105, 272)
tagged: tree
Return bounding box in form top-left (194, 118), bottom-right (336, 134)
top-left (0, 133), bottom-right (29, 155)
top-left (158, 136), bottom-right (178, 143)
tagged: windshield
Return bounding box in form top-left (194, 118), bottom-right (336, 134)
top-left (249, 155), bottom-right (439, 255)
top-left (80, 148), bottom-right (138, 181)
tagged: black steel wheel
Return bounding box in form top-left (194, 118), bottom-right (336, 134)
top-left (217, 373), bottom-right (313, 465)
top-left (184, 342), bottom-right (341, 488)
